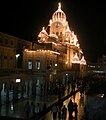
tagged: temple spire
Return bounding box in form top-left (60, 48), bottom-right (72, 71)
top-left (58, 3), bottom-right (61, 10)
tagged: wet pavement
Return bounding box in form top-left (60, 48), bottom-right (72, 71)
top-left (0, 95), bottom-right (58, 119)
top-left (0, 86), bottom-right (86, 120)
top-left (40, 92), bottom-right (86, 120)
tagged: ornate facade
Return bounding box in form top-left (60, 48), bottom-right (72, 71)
top-left (38, 3), bottom-right (86, 69)
top-left (0, 3), bottom-right (87, 105)
top-left (24, 3), bottom-right (86, 77)
top-left (22, 4), bottom-right (87, 99)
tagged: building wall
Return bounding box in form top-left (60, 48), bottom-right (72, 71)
top-left (0, 46), bottom-right (15, 69)
top-left (23, 49), bottom-right (59, 71)
top-left (0, 32), bottom-right (32, 70)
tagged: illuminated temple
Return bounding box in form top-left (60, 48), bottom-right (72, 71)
top-left (28, 3), bottom-right (87, 78)
top-left (37, 3), bottom-right (86, 65)
top-left (23, 3), bottom-right (87, 81)
top-left (0, 3), bottom-right (87, 103)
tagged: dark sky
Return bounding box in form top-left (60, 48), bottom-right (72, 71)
top-left (0, 0), bottom-right (105, 62)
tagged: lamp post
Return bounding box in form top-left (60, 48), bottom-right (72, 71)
top-left (15, 54), bottom-right (20, 72)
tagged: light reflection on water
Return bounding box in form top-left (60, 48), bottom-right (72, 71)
top-left (10, 103), bottom-right (14, 111)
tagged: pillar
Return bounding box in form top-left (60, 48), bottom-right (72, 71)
top-left (40, 83), bottom-right (43, 96)
top-left (13, 83), bottom-right (18, 102)
top-left (26, 81), bottom-right (29, 97)
top-left (31, 81), bottom-right (36, 97)
top-left (20, 82), bottom-right (24, 99)
top-left (0, 84), bottom-right (2, 105)
top-left (6, 84), bottom-right (9, 104)
top-left (44, 81), bottom-right (48, 96)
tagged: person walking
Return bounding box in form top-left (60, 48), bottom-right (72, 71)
top-left (51, 104), bottom-right (58, 120)
top-left (30, 101), bottom-right (35, 117)
top-left (35, 103), bottom-right (41, 120)
top-left (58, 107), bottom-right (61, 120)
top-left (73, 102), bottom-right (78, 120)
top-left (61, 105), bottom-right (67, 120)
top-left (24, 101), bottom-right (30, 118)
top-left (68, 99), bottom-right (73, 120)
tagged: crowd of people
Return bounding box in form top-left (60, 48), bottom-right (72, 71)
top-left (23, 77), bottom-right (85, 120)
top-left (24, 101), bottom-right (46, 119)
top-left (51, 99), bottom-right (78, 120)
top-left (24, 98), bottom-right (78, 120)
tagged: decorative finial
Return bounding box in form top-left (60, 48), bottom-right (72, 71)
top-left (58, 2), bottom-right (61, 10)
top-left (42, 27), bottom-right (45, 31)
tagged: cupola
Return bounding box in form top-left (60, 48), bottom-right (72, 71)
top-left (52, 3), bottom-right (66, 23)
top-left (80, 56), bottom-right (86, 65)
top-left (72, 53), bottom-right (80, 64)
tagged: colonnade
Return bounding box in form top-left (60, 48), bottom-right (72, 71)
top-left (0, 76), bottom-right (48, 105)
top-left (0, 71), bottom-right (70, 106)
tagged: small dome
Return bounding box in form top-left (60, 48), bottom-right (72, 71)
top-left (65, 27), bottom-right (71, 33)
top-left (38, 27), bottom-right (48, 38)
top-left (52, 3), bottom-right (66, 22)
top-left (72, 53), bottom-right (80, 64)
top-left (80, 56), bottom-right (86, 65)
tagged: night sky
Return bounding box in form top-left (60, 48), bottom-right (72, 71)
top-left (0, 0), bottom-right (105, 62)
